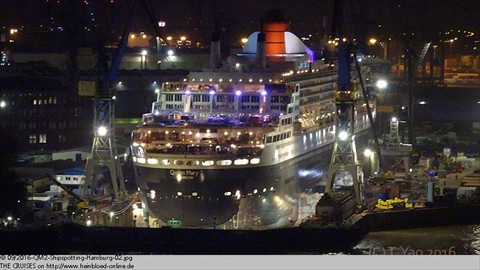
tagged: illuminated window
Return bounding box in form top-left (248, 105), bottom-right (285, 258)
top-left (39, 134), bottom-right (47, 144)
top-left (250, 158), bottom-right (260, 164)
top-left (29, 134), bottom-right (37, 144)
top-left (234, 159), bottom-right (249, 165)
top-left (217, 160), bottom-right (232, 166)
top-left (202, 160), bottom-right (214, 166)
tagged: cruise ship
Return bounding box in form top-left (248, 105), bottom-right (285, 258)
top-left (130, 13), bottom-right (375, 229)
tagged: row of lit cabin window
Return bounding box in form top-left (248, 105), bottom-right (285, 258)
top-left (133, 157), bottom-right (261, 166)
top-left (265, 131), bottom-right (292, 144)
top-left (164, 94), bottom-right (291, 103)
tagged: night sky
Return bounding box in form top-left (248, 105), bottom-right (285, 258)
top-left (0, 0), bottom-right (478, 44)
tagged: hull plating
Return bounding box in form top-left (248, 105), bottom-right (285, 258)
top-left (134, 142), bottom-right (336, 228)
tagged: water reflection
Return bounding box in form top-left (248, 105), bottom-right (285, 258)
top-left (355, 224), bottom-right (480, 255)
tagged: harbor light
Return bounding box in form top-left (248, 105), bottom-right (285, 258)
top-left (7, 216), bottom-right (12, 221)
top-left (338, 130), bottom-right (349, 141)
top-left (235, 90), bottom-right (242, 96)
top-left (261, 90), bottom-right (267, 96)
top-left (86, 220), bottom-right (92, 226)
top-left (376, 79), bottom-right (387, 89)
top-left (209, 90), bottom-right (215, 95)
top-left (97, 126), bottom-right (108, 136)
top-left (155, 88), bottom-right (160, 94)
top-left (0, 100), bottom-right (6, 108)
top-left (391, 116), bottom-right (398, 123)
top-left (235, 190), bottom-right (241, 200)
top-left (364, 148), bottom-right (372, 157)
top-left (109, 212), bottom-right (114, 218)
top-left (167, 50), bottom-right (174, 56)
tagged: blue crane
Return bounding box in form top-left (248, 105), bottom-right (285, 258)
top-left (81, 0), bottom-right (164, 200)
top-left (325, 0), bottom-right (383, 205)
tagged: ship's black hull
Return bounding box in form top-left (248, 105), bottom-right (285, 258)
top-left (135, 144), bottom-right (335, 228)
top-left (134, 131), bottom-right (369, 228)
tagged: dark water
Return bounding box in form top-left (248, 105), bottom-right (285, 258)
top-left (353, 224), bottom-right (480, 255)
top-left (410, 86), bottom-right (480, 123)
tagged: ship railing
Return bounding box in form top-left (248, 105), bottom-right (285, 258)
top-left (142, 142), bottom-right (264, 157)
top-left (285, 68), bottom-right (337, 82)
top-left (299, 118), bottom-right (335, 133)
top-left (140, 113), bottom-right (282, 129)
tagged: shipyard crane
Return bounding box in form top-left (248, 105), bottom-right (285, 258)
top-left (324, 0), bottom-right (382, 205)
top-left (324, 41), bottom-right (365, 205)
top-left (78, 0), bottom-right (167, 201)
top-left (406, 42), bottom-right (431, 145)
top-left (44, 173), bottom-right (88, 209)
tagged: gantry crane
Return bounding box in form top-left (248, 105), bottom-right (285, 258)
top-left (79, 0), bottom-right (166, 201)
top-left (324, 40), bottom-right (365, 205)
top-left (406, 42), bottom-right (431, 145)
top-left (324, 0), bottom-right (372, 206)
top-left (78, 1), bottom-right (141, 200)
